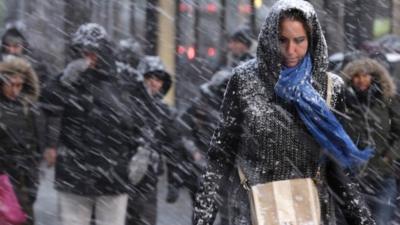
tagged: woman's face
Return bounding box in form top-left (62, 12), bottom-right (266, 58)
top-left (279, 18), bottom-right (309, 68)
top-left (351, 73), bottom-right (372, 91)
top-left (2, 74), bottom-right (24, 100)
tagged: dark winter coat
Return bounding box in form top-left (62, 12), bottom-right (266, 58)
top-left (179, 70), bottom-right (233, 185)
top-left (342, 58), bottom-right (400, 180)
top-left (42, 30), bottom-right (140, 195)
top-left (182, 70), bottom-right (232, 153)
top-left (0, 58), bottom-right (46, 191)
top-left (126, 56), bottom-right (184, 193)
top-left (193, 1), bottom-right (375, 225)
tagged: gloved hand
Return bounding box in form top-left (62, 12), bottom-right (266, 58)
top-left (128, 146), bottom-right (151, 185)
top-left (60, 58), bottom-right (90, 87)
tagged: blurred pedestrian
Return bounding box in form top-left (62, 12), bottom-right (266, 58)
top-left (1, 22), bottom-right (51, 91)
top-left (126, 56), bottom-right (183, 225)
top-left (342, 58), bottom-right (400, 225)
top-left (179, 69), bottom-right (233, 225)
top-left (225, 27), bottom-right (254, 69)
top-left (116, 37), bottom-right (144, 84)
top-left (42, 23), bottom-right (139, 225)
top-left (0, 57), bottom-right (46, 225)
top-left (193, 0), bottom-right (376, 224)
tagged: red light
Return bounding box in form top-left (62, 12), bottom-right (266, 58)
top-left (206, 3), bottom-right (218, 13)
top-left (239, 4), bottom-right (252, 14)
top-left (179, 3), bottom-right (189, 12)
top-left (207, 47), bottom-right (216, 57)
top-left (187, 47), bottom-right (196, 60)
top-left (178, 45), bottom-right (186, 55)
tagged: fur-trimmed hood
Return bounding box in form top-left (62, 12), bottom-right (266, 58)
top-left (342, 58), bottom-right (397, 98)
top-left (257, 0), bottom-right (328, 85)
top-left (0, 56), bottom-right (39, 103)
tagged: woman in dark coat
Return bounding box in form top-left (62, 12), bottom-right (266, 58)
top-left (342, 58), bottom-right (400, 224)
top-left (0, 57), bottom-right (46, 224)
top-left (193, 0), bottom-right (375, 224)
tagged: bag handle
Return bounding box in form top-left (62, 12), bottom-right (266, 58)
top-left (238, 167), bottom-right (251, 190)
top-left (326, 72), bottom-right (333, 107)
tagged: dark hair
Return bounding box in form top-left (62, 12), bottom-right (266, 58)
top-left (230, 29), bottom-right (253, 48)
top-left (279, 9), bottom-right (312, 46)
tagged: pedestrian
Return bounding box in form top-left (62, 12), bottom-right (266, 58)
top-left (42, 23), bottom-right (139, 225)
top-left (1, 22), bottom-right (51, 90)
top-left (193, 0), bottom-right (376, 224)
top-left (342, 58), bottom-right (400, 225)
top-left (179, 69), bottom-right (233, 225)
top-left (126, 56), bottom-right (183, 225)
top-left (116, 37), bottom-right (144, 84)
top-left (225, 27), bottom-right (254, 69)
top-left (0, 57), bottom-right (46, 225)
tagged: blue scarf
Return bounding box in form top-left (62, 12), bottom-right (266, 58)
top-left (274, 54), bottom-right (374, 168)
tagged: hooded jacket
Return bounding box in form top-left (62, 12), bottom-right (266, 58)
top-left (0, 58), bottom-right (46, 186)
top-left (42, 24), bottom-right (139, 195)
top-left (194, 1), bottom-right (375, 224)
top-left (342, 58), bottom-right (400, 180)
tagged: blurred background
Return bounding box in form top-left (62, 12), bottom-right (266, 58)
top-left (1, 0), bottom-right (399, 109)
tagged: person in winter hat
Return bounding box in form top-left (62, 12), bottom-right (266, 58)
top-left (116, 37), bottom-right (144, 69)
top-left (41, 23), bottom-right (139, 225)
top-left (341, 58), bottom-right (400, 225)
top-left (225, 27), bottom-right (254, 69)
top-left (193, 0), bottom-right (376, 224)
top-left (1, 22), bottom-right (51, 91)
top-left (0, 57), bottom-right (46, 225)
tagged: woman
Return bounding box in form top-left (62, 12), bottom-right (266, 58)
top-left (0, 57), bottom-right (46, 225)
top-left (193, 0), bottom-right (375, 224)
top-left (342, 58), bottom-right (400, 225)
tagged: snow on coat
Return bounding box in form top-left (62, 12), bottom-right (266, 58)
top-left (193, 0), bottom-right (375, 224)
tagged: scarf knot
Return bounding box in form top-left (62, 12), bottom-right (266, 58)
top-left (274, 54), bottom-right (374, 168)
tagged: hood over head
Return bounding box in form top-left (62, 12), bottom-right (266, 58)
top-left (257, 0), bottom-right (328, 83)
top-left (1, 21), bottom-right (29, 55)
top-left (0, 56), bottom-right (39, 103)
top-left (138, 56), bottom-right (172, 95)
top-left (342, 58), bottom-right (397, 98)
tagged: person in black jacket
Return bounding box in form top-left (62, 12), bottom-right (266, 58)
top-left (178, 69), bottom-right (233, 225)
top-left (341, 58), bottom-right (400, 225)
top-left (193, 0), bottom-right (375, 224)
top-left (126, 56), bottom-right (183, 225)
top-left (0, 57), bottom-right (46, 225)
top-left (225, 27), bottom-right (254, 69)
top-left (42, 23), bottom-right (139, 225)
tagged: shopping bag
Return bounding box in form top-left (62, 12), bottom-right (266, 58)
top-left (238, 169), bottom-right (320, 225)
top-left (0, 174), bottom-right (27, 225)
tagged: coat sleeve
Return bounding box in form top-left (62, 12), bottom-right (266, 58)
top-left (326, 160), bottom-right (376, 225)
top-left (40, 77), bottom-right (66, 148)
top-left (386, 95), bottom-right (400, 161)
top-left (193, 73), bottom-right (242, 225)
